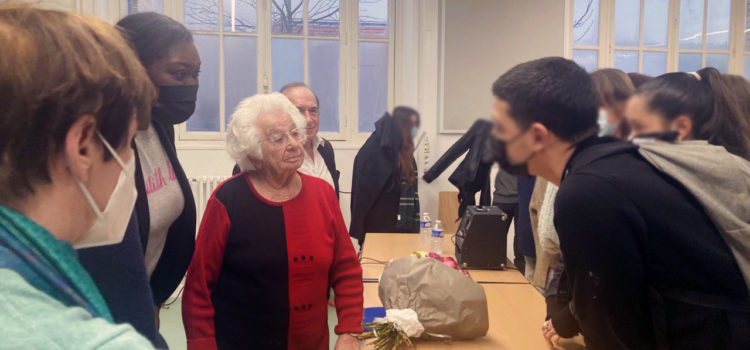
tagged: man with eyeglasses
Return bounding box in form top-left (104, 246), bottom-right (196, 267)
top-left (232, 83), bottom-right (340, 198)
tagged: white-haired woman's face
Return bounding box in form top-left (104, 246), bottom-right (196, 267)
top-left (254, 111), bottom-right (304, 175)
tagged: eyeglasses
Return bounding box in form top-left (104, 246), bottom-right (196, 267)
top-left (297, 106), bottom-right (319, 117)
top-left (265, 128), bottom-right (303, 149)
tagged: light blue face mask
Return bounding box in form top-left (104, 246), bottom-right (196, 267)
top-left (598, 109), bottom-right (618, 136)
top-left (410, 126), bottom-right (419, 139)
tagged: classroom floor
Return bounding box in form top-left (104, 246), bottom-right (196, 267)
top-left (158, 299), bottom-right (339, 350)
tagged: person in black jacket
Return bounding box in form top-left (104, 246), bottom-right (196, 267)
top-left (488, 57), bottom-right (750, 349)
top-left (350, 107), bottom-right (421, 247)
top-left (79, 13), bottom-right (198, 346)
top-left (231, 83), bottom-right (340, 198)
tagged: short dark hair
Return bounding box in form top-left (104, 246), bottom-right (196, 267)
top-left (0, 5), bottom-right (156, 203)
top-left (117, 12), bottom-right (193, 68)
top-left (492, 57), bottom-right (599, 142)
top-left (279, 82), bottom-right (320, 107)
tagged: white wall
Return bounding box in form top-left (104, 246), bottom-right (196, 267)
top-left (441, 0), bottom-right (567, 131)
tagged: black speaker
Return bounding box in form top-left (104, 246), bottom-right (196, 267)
top-left (454, 206), bottom-right (509, 270)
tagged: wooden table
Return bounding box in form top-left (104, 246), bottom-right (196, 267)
top-left (361, 233), bottom-right (528, 284)
top-left (362, 283), bottom-right (586, 350)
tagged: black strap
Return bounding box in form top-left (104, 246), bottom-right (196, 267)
top-left (317, 138), bottom-right (340, 198)
top-left (317, 139), bottom-right (337, 180)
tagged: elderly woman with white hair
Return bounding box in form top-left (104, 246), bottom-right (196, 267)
top-left (182, 93), bottom-right (364, 350)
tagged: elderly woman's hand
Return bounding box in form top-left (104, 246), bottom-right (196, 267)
top-left (334, 333), bottom-right (361, 350)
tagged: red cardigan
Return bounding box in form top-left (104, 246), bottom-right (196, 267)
top-left (182, 173), bottom-right (363, 350)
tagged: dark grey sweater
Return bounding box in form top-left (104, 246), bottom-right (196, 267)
top-left (492, 168), bottom-right (518, 204)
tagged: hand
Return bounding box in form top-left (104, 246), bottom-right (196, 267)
top-left (334, 333), bottom-right (361, 350)
top-left (541, 319), bottom-right (560, 348)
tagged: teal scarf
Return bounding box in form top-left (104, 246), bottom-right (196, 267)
top-left (0, 205), bottom-right (113, 322)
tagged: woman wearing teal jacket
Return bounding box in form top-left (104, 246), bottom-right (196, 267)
top-left (0, 5), bottom-right (157, 349)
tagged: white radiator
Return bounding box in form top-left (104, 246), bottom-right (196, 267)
top-left (189, 176), bottom-right (229, 230)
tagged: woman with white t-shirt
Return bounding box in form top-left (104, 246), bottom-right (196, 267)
top-left (121, 11), bottom-right (200, 316)
top-left (79, 13), bottom-right (199, 343)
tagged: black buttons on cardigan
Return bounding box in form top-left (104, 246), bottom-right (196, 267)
top-left (294, 303), bottom-right (313, 311)
top-left (293, 255), bottom-right (314, 262)
top-left (310, 256), bottom-right (314, 261)
top-left (301, 255), bottom-right (306, 261)
top-left (293, 257), bottom-right (298, 262)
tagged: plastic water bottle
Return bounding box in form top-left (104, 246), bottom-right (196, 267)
top-left (420, 213), bottom-right (432, 244)
top-left (430, 220), bottom-right (444, 255)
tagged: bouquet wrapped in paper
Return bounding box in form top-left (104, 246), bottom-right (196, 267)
top-left (377, 256), bottom-right (489, 341)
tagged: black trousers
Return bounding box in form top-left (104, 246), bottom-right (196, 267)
top-left (493, 202), bottom-right (524, 273)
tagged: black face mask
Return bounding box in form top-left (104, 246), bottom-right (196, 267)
top-left (486, 134), bottom-right (533, 177)
top-left (152, 85), bottom-right (198, 125)
top-left (630, 131), bottom-right (680, 143)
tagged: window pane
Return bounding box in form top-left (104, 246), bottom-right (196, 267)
top-left (614, 50), bottom-right (638, 72)
top-left (359, 42), bottom-right (388, 133)
top-left (185, 0), bottom-right (219, 31)
top-left (705, 53), bottom-right (729, 72)
top-left (309, 0), bottom-right (339, 36)
top-left (572, 49), bottom-right (598, 72)
top-left (224, 36), bottom-right (258, 126)
top-left (678, 53), bottom-right (702, 72)
top-left (309, 40), bottom-right (340, 132)
top-left (272, 38), bottom-right (304, 91)
top-left (642, 52), bottom-right (667, 76)
top-left (614, 0), bottom-right (640, 47)
top-left (187, 35), bottom-right (220, 132)
top-left (128, 0), bottom-right (163, 13)
top-left (223, 0), bottom-right (257, 33)
top-left (744, 56), bottom-right (750, 79)
top-left (360, 0), bottom-right (388, 39)
top-left (643, 0), bottom-right (668, 48)
top-left (272, 0), bottom-right (303, 35)
top-left (679, 0), bottom-right (704, 49)
top-left (706, 0), bottom-right (730, 50)
top-left (746, 0), bottom-right (750, 51)
top-left (573, 0), bottom-right (599, 46)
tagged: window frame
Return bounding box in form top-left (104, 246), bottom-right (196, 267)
top-left (566, 0), bottom-right (747, 75)
top-left (125, 0), bottom-right (395, 145)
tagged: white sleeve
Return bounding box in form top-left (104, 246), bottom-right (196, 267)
top-left (538, 183), bottom-right (561, 255)
top-left (0, 269), bottom-right (155, 350)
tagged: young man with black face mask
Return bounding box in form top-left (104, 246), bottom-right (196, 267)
top-left (488, 57), bottom-right (750, 350)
